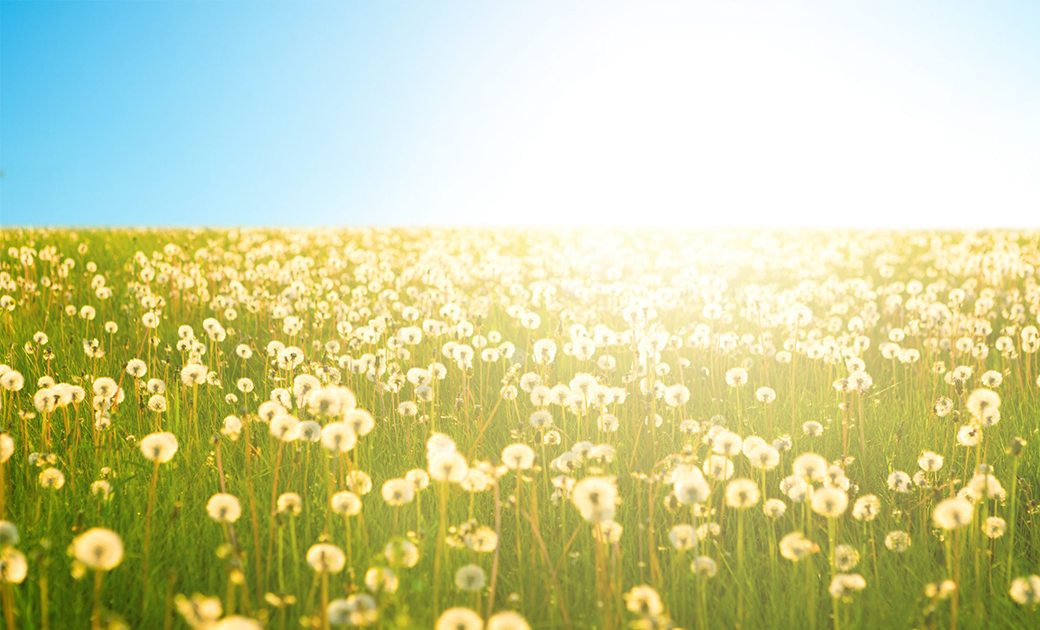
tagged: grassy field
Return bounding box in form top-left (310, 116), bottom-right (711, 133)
top-left (0, 227), bottom-right (1038, 629)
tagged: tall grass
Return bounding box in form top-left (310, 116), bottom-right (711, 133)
top-left (0, 227), bottom-right (1037, 629)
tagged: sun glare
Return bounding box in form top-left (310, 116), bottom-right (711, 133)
top-left (452, 21), bottom-right (1037, 228)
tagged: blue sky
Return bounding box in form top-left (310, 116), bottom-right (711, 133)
top-left (1, 1), bottom-right (1039, 227)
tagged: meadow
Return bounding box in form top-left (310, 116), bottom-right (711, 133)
top-left (0, 227), bottom-right (1038, 629)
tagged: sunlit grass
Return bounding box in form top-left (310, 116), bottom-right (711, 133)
top-left (0, 227), bottom-right (1038, 629)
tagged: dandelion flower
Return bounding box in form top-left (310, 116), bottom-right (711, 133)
top-left (381, 479), bottom-right (415, 506)
top-left (147, 394), bottom-right (167, 413)
top-left (331, 491), bottom-right (362, 516)
top-left (725, 478), bottom-right (760, 509)
top-left (501, 443), bottom-right (535, 470)
top-left (1009, 575), bottom-right (1040, 606)
top-left (748, 443), bottom-right (780, 470)
top-left (306, 543), bottom-right (346, 573)
top-left (384, 538), bottom-right (420, 568)
top-left (213, 617), bottom-right (262, 630)
top-left (623, 585), bottom-right (663, 616)
top-left (691, 555), bottom-right (718, 577)
top-left (0, 433), bottom-right (14, 463)
top-left (140, 432), bottom-right (178, 463)
top-left (364, 566), bottom-right (399, 593)
top-left (933, 497), bottom-right (974, 530)
top-left (725, 368), bottom-right (748, 388)
top-left (793, 453), bottom-right (828, 483)
top-left (763, 498), bottom-right (787, 519)
top-left (327, 594), bottom-right (379, 626)
top-left (206, 493), bottom-right (242, 523)
top-left (917, 451), bottom-right (943, 472)
top-left (0, 371), bottom-right (25, 392)
top-left (884, 530), bottom-right (911, 552)
top-left (956, 424), bottom-right (981, 446)
top-left (321, 422), bottom-right (357, 453)
top-left (276, 492), bottom-right (302, 516)
top-left (887, 471), bottom-right (912, 493)
top-left (852, 495), bottom-right (881, 522)
top-left (802, 421), bottom-right (824, 437)
top-left (780, 532), bottom-right (818, 562)
top-left (39, 467), bottom-right (65, 489)
top-left (0, 547), bottom-right (28, 583)
top-left (429, 451), bottom-right (468, 483)
top-left (983, 516), bottom-right (1006, 538)
top-left (487, 611), bottom-right (531, 630)
top-left (966, 388), bottom-right (1000, 423)
top-left (811, 487), bottom-right (848, 518)
top-left (571, 476), bottom-right (618, 523)
top-left (72, 527), bottom-right (124, 571)
top-left (454, 564), bottom-right (487, 592)
top-left (834, 545), bottom-right (860, 571)
top-left (435, 607), bottom-right (483, 630)
top-left (674, 472), bottom-right (710, 505)
top-left (180, 364), bottom-right (208, 387)
top-left (755, 387), bottom-right (776, 404)
top-left (668, 524), bottom-right (697, 551)
top-left (829, 573), bottom-right (867, 599)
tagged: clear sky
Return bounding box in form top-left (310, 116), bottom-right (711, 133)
top-left (1, 1), bottom-right (1039, 228)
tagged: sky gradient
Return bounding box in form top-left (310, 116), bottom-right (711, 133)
top-left (2, 1), bottom-right (1039, 227)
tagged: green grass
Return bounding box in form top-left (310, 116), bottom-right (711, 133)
top-left (0, 227), bottom-right (1038, 629)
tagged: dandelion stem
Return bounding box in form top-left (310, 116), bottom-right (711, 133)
top-left (142, 459), bottom-right (160, 611)
top-left (92, 570), bottom-right (103, 630)
top-left (1005, 455), bottom-right (1020, 586)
